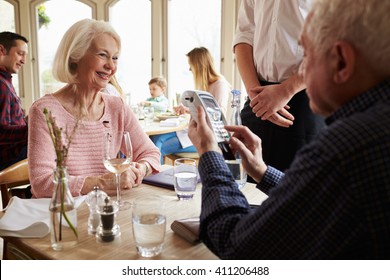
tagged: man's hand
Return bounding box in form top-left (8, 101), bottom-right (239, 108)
top-left (249, 84), bottom-right (294, 127)
top-left (188, 106), bottom-right (221, 156)
top-left (225, 125), bottom-right (267, 183)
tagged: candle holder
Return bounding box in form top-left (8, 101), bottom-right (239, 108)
top-left (85, 186), bottom-right (108, 235)
top-left (96, 197), bottom-right (120, 242)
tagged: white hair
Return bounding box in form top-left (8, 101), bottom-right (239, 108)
top-left (52, 18), bottom-right (121, 83)
top-left (307, 0), bottom-right (390, 75)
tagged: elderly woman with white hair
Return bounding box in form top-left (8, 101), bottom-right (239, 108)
top-left (28, 19), bottom-right (161, 198)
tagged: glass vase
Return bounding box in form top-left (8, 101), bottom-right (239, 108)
top-left (49, 166), bottom-right (78, 251)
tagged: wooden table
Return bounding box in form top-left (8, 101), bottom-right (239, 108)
top-left (1, 176), bottom-right (268, 260)
top-left (141, 116), bottom-right (189, 136)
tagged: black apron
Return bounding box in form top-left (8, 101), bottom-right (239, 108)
top-left (240, 82), bottom-right (325, 181)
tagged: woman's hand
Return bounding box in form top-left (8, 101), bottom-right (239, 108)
top-left (81, 162), bottom-right (151, 195)
top-left (174, 104), bottom-right (190, 115)
top-left (125, 162), bottom-right (150, 186)
top-left (82, 173), bottom-right (121, 196)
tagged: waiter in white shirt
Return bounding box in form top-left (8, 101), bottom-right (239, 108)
top-left (233, 0), bottom-right (324, 176)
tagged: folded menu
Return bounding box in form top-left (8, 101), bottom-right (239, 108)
top-left (142, 168), bottom-right (200, 190)
top-left (171, 217), bottom-right (200, 244)
top-left (0, 196), bottom-right (85, 238)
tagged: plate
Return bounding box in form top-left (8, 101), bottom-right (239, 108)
top-left (155, 113), bottom-right (178, 121)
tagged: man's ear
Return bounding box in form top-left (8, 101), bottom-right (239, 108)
top-left (0, 44), bottom-right (6, 55)
top-left (330, 41), bottom-right (356, 84)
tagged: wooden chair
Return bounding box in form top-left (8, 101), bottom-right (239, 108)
top-left (0, 159), bottom-right (30, 209)
top-left (164, 152), bottom-right (200, 165)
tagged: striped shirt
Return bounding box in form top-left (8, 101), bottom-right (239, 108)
top-left (198, 79), bottom-right (390, 259)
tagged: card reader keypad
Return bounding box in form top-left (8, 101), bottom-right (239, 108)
top-left (211, 120), bottom-right (230, 142)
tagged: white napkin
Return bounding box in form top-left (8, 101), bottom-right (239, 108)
top-left (176, 128), bottom-right (194, 148)
top-left (0, 196), bottom-right (85, 238)
top-left (160, 118), bottom-right (180, 127)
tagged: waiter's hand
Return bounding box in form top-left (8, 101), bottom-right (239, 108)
top-left (249, 84), bottom-right (294, 127)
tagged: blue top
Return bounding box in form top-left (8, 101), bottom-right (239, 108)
top-left (198, 79), bottom-right (390, 259)
top-left (145, 95), bottom-right (169, 113)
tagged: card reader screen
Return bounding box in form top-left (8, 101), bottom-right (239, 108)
top-left (202, 97), bottom-right (221, 121)
top-left (202, 96), bottom-right (218, 111)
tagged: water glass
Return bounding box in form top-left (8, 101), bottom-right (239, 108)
top-left (132, 196), bottom-right (166, 257)
top-left (174, 158), bottom-right (198, 200)
top-left (144, 107), bottom-right (155, 126)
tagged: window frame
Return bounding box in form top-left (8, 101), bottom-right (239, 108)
top-left (8, 0), bottom-right (243, 112)
top-left (29, 0), bottom-right (96, 101)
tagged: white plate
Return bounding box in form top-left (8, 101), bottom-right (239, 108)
top-left (155, 114), bottom-right (178, 121)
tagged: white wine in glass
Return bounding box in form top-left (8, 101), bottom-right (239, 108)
top-left (102, 131), bottom-right (132, 210)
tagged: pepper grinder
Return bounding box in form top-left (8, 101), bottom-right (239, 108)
top-left (85, 186), bottom-right (108, 235)
top-left (96, 197), bottom-right (120, 242)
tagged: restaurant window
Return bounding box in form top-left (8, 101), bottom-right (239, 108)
top-left (109, 0), bottom-right (152, 106)
top-left (167, 0), bottom-right (222, 99)
top-left (0, 0), bottom-right (20, 95)
top-left (33, 0), bottom-right (92, 97)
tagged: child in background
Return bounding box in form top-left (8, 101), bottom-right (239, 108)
top-left (150, 47), bottom-right (229, 163)
top-left (140, 76), bottom-right (169, 113)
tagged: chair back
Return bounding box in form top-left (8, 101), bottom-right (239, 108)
top-left (0, 159), bottom-right (30, 208)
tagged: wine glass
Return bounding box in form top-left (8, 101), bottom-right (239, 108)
top-left (102, 131), bottom-right (132, 210)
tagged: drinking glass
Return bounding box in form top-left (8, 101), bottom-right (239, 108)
top-left (173, 158), bottom-right (198, 200)
top-left (132, 196), bottom-right (166, 257)
top-left (144, 107), bottom-right (155, 126)
top-left (102, 131), bottom-right (132, 210)
top-left (176, 92), bottom-right (182, 106)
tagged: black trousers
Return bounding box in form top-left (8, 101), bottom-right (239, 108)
top-left (241, 81), bottom-right (325, 180)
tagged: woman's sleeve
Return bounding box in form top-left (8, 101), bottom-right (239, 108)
top-left (212, 79), bottom-right (231, 116)
top-left (28, 103), bottom-right (57, 198)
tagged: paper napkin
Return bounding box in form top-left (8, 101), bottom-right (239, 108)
top-left (160, 118), bottom-right (180, 127)
top-left (0, 196), bottom-right (85, 238)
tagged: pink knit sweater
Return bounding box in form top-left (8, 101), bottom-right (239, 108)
top-left (28, 94), bottom-right (161, 198)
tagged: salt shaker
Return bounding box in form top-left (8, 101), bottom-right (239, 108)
top-left (85, 186), bottom-right (108, 235)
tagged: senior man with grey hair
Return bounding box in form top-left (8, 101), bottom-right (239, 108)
top-left (188, 0), bottom-right (390, 259)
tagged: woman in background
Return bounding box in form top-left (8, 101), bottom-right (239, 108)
top-left (150, 47), bottom-right (230, 163)
top-left (104, 74), bottom-right (125, 99)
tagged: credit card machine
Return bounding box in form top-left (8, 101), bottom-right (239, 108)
top-left (181, 90), bottom-right (235, 160)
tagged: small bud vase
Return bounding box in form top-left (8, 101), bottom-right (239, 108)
top-left (49, 166), bottom-right (78, 251)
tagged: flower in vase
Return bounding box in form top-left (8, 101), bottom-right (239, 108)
top-left (43, 108), bottom-right (79, 168)
top-left (43, 108), bottom-right (80, 242)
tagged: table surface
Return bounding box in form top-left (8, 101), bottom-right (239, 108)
top-left (1, 167), bottom-right (268, 260)
top-left (141, 115), bottom-right (189, 136)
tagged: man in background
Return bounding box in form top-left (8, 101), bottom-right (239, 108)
top-left (189, 0), bottom-right (390, 259)
top-left (0, 31), bottom-right (29, 170)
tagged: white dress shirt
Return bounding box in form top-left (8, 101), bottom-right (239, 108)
top-left (233, 0), bottom-right (309, 82)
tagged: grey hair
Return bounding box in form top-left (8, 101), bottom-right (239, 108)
top-left (52, 18), bottom-right (121, 83)
top-left (306, 0), bottom-right (390, 75)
